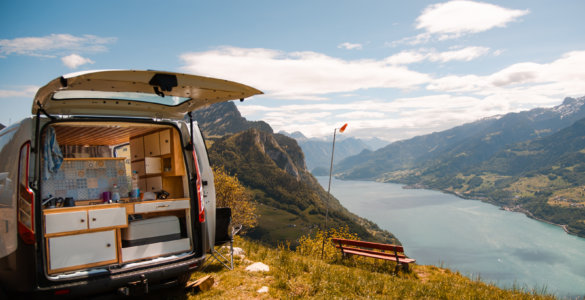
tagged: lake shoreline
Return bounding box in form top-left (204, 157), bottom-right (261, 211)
top-left (393, 180), bottom-right (578, 238)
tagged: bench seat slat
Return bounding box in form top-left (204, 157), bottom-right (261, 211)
top-left (341, 248), bottom-right (416, 264)
top-left (331, 238), bottom-right (404, 252)
top-left (335, 245), bottom-right (408, 259)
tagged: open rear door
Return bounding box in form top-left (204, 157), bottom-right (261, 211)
top-left (33, 70), bottom-right (263, 120)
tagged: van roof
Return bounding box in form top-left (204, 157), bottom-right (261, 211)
top-left (33, 70), bottom-right (263, 119)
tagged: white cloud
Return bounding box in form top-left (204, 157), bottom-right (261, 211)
top-left (338, 42), bottom-right (363, 50)
top-left (61, 54), bottom-right (95, 69)
top-left (391, 1), bottom-right (529, 45)
top-left (0, 34), bottom-right (116, 57)
top-left (416, 0), bottom-right (529, 40)
top-left (428, 46), bottom-right (490, 62)
top-left (428, 50), bottom-right (585, 99)
top-left (385, 46), bottom-right (490, 65)
top-left (0, 86), bottom-right (39, 98)
top-left (180, 47), bottom-right (431, 100)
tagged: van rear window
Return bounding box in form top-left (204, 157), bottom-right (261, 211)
top-left (53, 91), bottom-right (190, 107)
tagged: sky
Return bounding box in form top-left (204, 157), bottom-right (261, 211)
top-left (1, 0), bottom-right (584, 142)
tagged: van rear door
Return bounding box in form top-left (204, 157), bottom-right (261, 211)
top-left (33, 70), bottom-right (262, 120)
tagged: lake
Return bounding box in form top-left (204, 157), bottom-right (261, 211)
top-left (316, 176), bottom-right (585, 298)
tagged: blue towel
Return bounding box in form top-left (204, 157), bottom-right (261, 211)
top-left (43, 126), bottom-right (63, 180)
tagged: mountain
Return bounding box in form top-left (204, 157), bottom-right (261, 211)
top-left (338, 96), bottom-right (585, 180)
top-left (279, 131), bottom-right (375, 173)
top-left (193, 101), bottom-right (398, 246)
top-left (191, 101), bottom-right (273, 138)
top-left (208, 129), bottom-right (398, 246)
top-left (0, 124), bottom-right (4, 131)
top-left (337, 96), bottom-right (585, 237)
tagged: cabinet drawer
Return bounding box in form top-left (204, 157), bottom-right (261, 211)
top-left (134, 200), bottom-right (190, 213)
top-left (45, 211), bottom-right (88, 234)
top-left (145, 176), bottom-right (162, 193)
top-left (48, 230), bottom-right (117, 271)
top-left (89, 207), bottom-right (127, 229)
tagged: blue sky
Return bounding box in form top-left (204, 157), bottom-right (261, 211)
top-left (1, 0), bottom-right (584, 142)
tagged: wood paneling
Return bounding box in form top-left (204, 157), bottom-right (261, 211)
top-left (51, 123), bottom-right (163, 146)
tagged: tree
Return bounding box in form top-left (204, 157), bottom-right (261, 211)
top-left (213, 165), bottom-right (258, 232)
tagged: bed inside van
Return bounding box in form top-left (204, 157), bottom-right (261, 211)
top-left (40, 121), bottom-right (194, 276)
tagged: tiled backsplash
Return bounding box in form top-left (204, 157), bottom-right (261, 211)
top-left (42, 158), bottom-right (129, 202)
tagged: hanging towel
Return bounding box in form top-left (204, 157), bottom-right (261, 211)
top-left (43, 126), bottom-right (63, 180)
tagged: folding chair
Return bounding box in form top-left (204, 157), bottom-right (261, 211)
top-left (210, 207), bottom-right (242, 270)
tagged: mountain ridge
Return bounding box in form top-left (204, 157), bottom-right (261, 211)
top-left (336, 95), bottom-right (585, 237)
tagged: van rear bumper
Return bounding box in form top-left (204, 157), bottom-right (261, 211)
top-left (33, 255), bottom-right (205, 298)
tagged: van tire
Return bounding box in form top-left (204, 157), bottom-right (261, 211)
top-left (177, 272), bottom-right (192, 286)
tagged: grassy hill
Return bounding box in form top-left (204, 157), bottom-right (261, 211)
top-left (157, 236), bottom-right (556, 299)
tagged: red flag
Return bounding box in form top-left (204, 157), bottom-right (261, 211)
top-left (339, 123), bottom-right (348, 133)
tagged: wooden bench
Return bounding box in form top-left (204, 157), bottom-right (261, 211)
top-left (331, 238), bottom-right (415, 271)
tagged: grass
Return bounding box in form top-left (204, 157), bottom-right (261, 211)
top-left (155, 236), bottom-right (557, 300)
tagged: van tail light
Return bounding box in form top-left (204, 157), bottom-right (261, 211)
top-left (191, 148), bottom-right (205, 223)
top-left (17, 142), bottom-right (35, 245)
top-left (54, 289), bottom-right (70, 295)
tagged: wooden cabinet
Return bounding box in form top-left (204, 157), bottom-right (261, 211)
top-left (144, 157), bottom-right (162, 174)
top-left (161, 129), bottom-right (185, 177)
top-left (43, 199), bottom-right (191, 274)
top-left (45, 207), bottom-right (127, 235)
top-left (44, 206), bottom-right (127, 274)
top-left (89, 207), bottom-right (127, 228)
top-left (129, 128), bottom-right (185, 197)
top-left (45, 211), bottom-right (87, 234)
top-left (129, 136), bottom-right (144, 160)
top-left (160, 129), bottom-right (171, 155)
top-left (134, 199), bottom-right (189, 213)
top-left (144, 132), bottom-right (161, 157)
top-left (145, 176), bottom-right (163, 193)
top-left (48, 230), bottom-right (117, 272)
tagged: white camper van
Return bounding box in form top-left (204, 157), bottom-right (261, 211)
top-left (0, 70), bottom-right (261, 297)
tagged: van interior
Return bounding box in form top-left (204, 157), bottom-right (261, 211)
top-left (40, 121), bottom-right (194, 277)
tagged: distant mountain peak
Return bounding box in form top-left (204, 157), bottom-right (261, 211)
top-left (555, 96), bottom-right (585, 118)
top-left (279, 130), bottom-right (307, 140)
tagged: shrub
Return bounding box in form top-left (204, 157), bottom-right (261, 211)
top-left (297, 226), bottom-right (358, 261)
top-left (213, 165), bottom-right (258, 232)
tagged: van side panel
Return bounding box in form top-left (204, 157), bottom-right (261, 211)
top-left (0, 119), bottom-right (34, 259)
top-left (0, 119), bottom-right (37, 293)
top-left (191, 122), bottom-right (216, 252)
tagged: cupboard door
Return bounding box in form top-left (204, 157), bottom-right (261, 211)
top-left (45, 211), bottom-right (88, 234)
top-left (48, 230), bottom-right (117, 271)
top-left (131, 160), bottom-right (146, 177)
top-left (144, 157), bottom-right (162, 174)
top-left (129, 136), bottom-right (145, 161)
top-left (146, 176), bottom-right (163, 193)
top-left (160, 129), bottom-right (171, 155)
top-left (89, 207), bottom-right (127, 229)
top-left (144, 132), bottom-right (161, 157)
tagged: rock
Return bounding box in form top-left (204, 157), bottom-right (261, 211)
top-left (257, 286), bottom-right (269, 293)
top-left (233, 247), bottom-right (245, 256)
top-left (245, 262), bottom-right (270, 272)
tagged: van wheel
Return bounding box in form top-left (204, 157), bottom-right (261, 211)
top-left (177, 272), bottom-right (192, 286)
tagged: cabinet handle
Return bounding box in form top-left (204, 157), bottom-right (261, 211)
top-left (92, 218), bottom-right (97, 221)
top-left (106, 243), bottom-right (111, 248)
top-left (156, 204), bottom-right (170, 208)
top-left (80, 219), bottom-right (85, 223)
